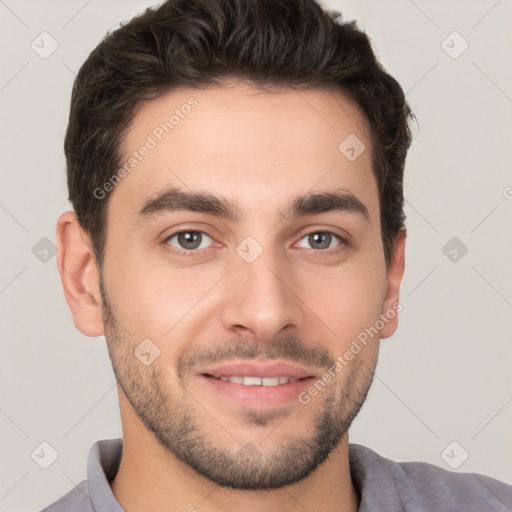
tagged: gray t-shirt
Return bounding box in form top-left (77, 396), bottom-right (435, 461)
top-left (40, 438), bottom-right (512, 511)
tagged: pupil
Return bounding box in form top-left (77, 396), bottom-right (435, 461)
top-left (179, 231), bottom-right (200, 249)
top-left (310, 232), bottom-right (330, 249)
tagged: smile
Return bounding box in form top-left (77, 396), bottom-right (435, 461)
top-left (205, 375), bottom-right (305, 386)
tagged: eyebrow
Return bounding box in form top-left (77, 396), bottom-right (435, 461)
top-left (135, 186), bottom-right (370, 224)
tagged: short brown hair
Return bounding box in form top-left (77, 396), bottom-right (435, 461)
top-left (65, 0), bottom-right (415, 269)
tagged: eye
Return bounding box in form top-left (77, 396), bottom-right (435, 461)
top-left (296, 231), bottom-right (345, 252)
top-left (164, 230), bottom-right (214, 252)
top-left (163, 229), bottom-right (347, 258)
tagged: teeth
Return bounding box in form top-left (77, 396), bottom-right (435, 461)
top-left (243, 376), bottom-right (262, 386)
top-left (212, 376), bottom-right (300, 386)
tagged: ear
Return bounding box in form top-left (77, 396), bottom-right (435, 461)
top-left (56, 211), bottom-right (104, 337)
top-left (380, 228), bottom-right (406, 339)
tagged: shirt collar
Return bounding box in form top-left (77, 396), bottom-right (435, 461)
top-left (349, 443), bottom-right (404, 511)
top-left (87, 438), bottom-right (124, 512)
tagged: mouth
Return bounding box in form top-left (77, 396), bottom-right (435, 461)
top-left (203, 374), bottom-right (310, 386)
top-left (195, 360), bottom-right (318, 409)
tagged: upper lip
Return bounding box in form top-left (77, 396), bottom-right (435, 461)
top-left (196, 360), bottom-right (318, 379)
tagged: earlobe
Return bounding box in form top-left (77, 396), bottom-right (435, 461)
top-left (380, 228), bottom-right (406, 339)
top-left (56, 211), bottom-right (105, 337)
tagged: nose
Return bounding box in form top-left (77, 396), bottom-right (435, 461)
top-left (219, 247), bottom-right (305, 343)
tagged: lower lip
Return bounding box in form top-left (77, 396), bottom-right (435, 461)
top-left (198, 375), bottom-right (315, 409)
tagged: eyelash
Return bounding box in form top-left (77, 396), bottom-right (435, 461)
top-left (162, 229), bottom-right (349, 258)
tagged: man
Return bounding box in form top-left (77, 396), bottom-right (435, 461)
top-left (42, 0), bottom-right (512, 510)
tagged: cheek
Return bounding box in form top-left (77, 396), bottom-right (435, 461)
top-left (113, 261), bottom-right (221, 339)
top-left (307, 263), bottom-right (387, 346)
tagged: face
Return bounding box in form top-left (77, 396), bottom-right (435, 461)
top-left (95, 82), bottom-right (403, 489)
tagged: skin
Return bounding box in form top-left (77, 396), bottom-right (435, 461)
top-left (57, 81), bottom-right (406, 512)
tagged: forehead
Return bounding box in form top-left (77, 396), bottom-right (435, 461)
top-left (109, 82), bottom-right (378, 225)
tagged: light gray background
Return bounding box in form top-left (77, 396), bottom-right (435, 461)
top-left (1, 1), bottom-right (511, 511)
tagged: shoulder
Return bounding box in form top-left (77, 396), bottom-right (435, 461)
top-left (39, 480), bottom-right (92, 512)
top-left (349, 443), bottom-right (512, 511)
top-left (394, 458), bottom-right (512, 511)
